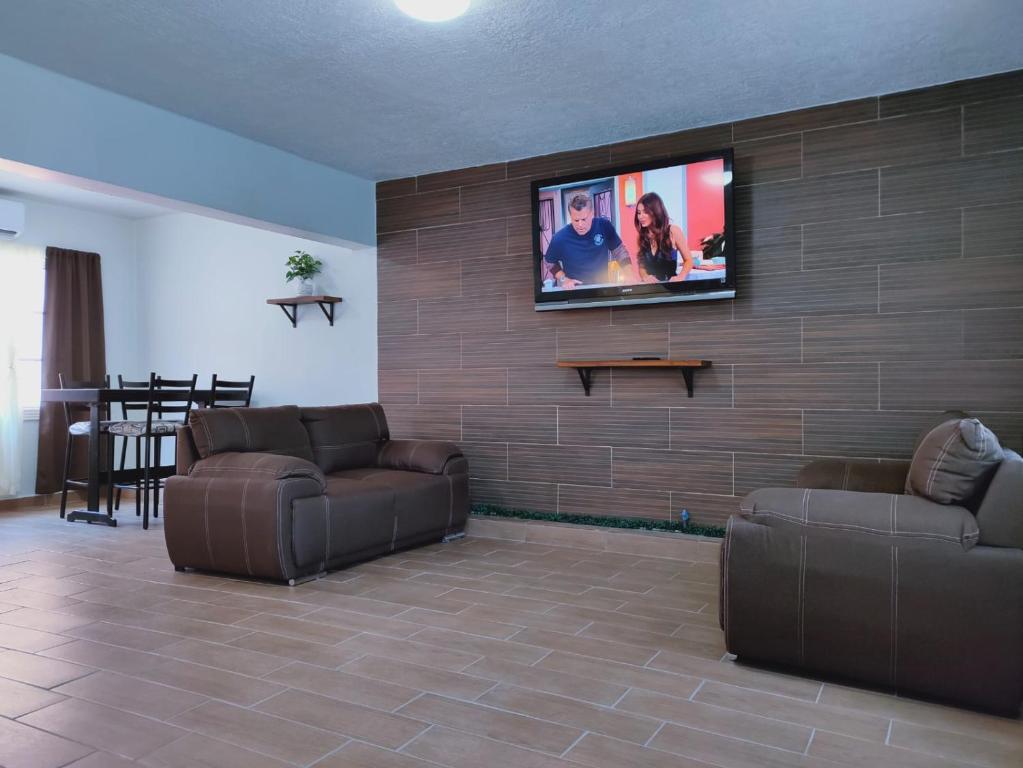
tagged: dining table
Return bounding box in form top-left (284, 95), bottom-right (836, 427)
top-left (39, 387), bottom-right (249, 527)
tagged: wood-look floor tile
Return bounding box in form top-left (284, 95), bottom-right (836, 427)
top-left (617, 687), bottom-right (812, 752)
top-left (581, 620), bottom-right (725, 660)
top-left (646, 651), bottom-right (823, 701)
top-left (257, 688), bottom-right (428, 749)
top-left (0, 587), bottom-right (84, 610)
top-left (65, 620), bottom-right (180, 651)
top-left (693, 681), bottom-right (889, 742)
top-left (0, 648), bottom-right (91, 688)
top-left (808, 730), bottom-right (978, 768)
top-left (402, 723), bottom-right (576, 768)
top-left (888, 720), bottom-right (1023, 768)
top-left (651, 721), bottom-right (834, 768)
top-left (52, 670), bottom-right (207, 720)
top-left (66, 751), bottom-right (137, 768)
top-left (0, 715), bottom-right (93, 768)
top-left (466, 655), bottom-right (626, 706)
top-left (509, 627), bottom-right (658, 666)
top-left (316, 740), bottom-right (439, 768)
top-left (169, 700), bottom-right (346, 766)
top-left (138, 732), bottom-right (291, 768)
top-left (565, 732), bottom-right (715, 768)
top-left (39, 638), bottom-right (154, 676)
top-left (233, 612), bottom-right (365, 644)
top-left (440, 588), bottom-right (559, 614)
top-left (145, 598), bottom-right (257, 625)
top-left (228, 631), bottom-right (364, 669)
top-left (8, 574), bottom-right (93, 596)
top-left (19, 698), bottom-right (187, 760)
top-left (480, 683), bottom-right (660, 744)
top-left (264, 660), bottom-right (420, 711)
top-left (0, 622), bottom-right (71, 653)
top-left (137, 656), bottom-right (286, 706)
top-left (535, 651), bottom-right (701, 701)
top-left (0, 676), bottom-right (65, 717)
top-left (337, 633), bottom-right (483, 672)
top-left (154, 638), bottom-right (291, 677)
top-left (817, 683), bottom-right (1023, 748)
top-left (407, 626), bottom-right (549, 666)
top-left (455, 603), bottom-right (593, 634)
top-left (0, 606), bottom-right (93, 634)
top-left (399, 692), bottom-right (581, 754)
top-left (392, 606), bottom-right (520, 639)
top-left (341, 654), bottom-right (496, 701)
top-left (291, 607), bottom-right (419, 640)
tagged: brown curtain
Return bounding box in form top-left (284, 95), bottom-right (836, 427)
top-left (35, 247), bottom-right (106, 493)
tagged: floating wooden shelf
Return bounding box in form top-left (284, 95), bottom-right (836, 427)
top-left (557, 359), bottom-right (712, 398)
top-left (267, 295), bottom-right (342, 327)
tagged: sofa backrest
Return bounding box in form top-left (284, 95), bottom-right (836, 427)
top-left (975, 450), bottom-right (1023, 549)
top-left (300, 403), bottom-right (389, 473)
top-left (188, 405), bottom-right (314, 462)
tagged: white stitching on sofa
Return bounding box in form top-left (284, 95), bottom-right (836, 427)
top-left (842, 462), bottom-right (852, 491)
top-left (324, 496), bottom-right (331, 567)
top-left (889, 545), bottom-right (896, 686)
top-left (924, 429), bottom-right (959, 497)
top-left (202, 479), bottom-right (214, 565)
top-left (391, 515), bottom-right (398, 551)
top-left (240, 479), bottom-right (252, 576)
top-left (747, 507), bottom-right (969, 544)
top-left (233, 410), bottom-right (252, 450)
top-left (798, 535), bottom-right (806, 665)
top-left (893, 545), bottom-right (900, 689)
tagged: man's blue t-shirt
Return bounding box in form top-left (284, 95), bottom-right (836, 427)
top-left (546, 217), bottom-right (623, 284)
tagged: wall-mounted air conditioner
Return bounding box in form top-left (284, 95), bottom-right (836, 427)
top-left (0, 198), bottom-right (25, 239)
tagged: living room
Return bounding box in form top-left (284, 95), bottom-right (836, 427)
top-left (0, 2), bottom-right (1021, 767)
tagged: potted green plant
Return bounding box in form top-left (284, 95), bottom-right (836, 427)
top-left (285, 250), bottom-right (323, 296)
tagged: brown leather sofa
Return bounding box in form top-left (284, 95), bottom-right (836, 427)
top-left (163, 404), bottom-right (469, 584)
top-left (721, 414), bottom-right (1023, 714)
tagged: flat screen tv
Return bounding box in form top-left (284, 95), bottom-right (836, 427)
top-left (532, 148), bottom-right (735, 311)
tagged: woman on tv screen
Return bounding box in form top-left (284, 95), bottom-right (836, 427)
top-left (634, 191), bottom-right (694, 283)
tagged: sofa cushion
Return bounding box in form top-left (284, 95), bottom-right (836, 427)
top-left (974, 451), bottom-right (1023, 549)
top-left (331, 468), bottom-right (455, 538)
top-left (905, 417), bottom-right (1003, 505)
top-left (301, 403), bottom-right (389, 473)
top-left (376, 439), bottom-right (464, 475)
top-left (189, 452), bottom-right (326, 489)
top-left (188, 405), bottom-right (314, 462)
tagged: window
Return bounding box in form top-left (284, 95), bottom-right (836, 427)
top-left (0, 242), bottom-right (45, 415)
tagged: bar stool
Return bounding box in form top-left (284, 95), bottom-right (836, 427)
top-left (57, 373), bottom-right (111, 520)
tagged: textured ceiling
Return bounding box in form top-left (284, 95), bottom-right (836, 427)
top-left (1, 0), bottom-right (1021, 180)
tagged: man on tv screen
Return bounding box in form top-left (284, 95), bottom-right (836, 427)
top-left (543, 191), bottom-right (632, 288)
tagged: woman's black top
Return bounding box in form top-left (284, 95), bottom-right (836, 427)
top-left (638, 246), bottom-right (679, 281)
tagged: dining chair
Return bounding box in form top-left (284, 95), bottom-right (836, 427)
top-left (57, 373), bottom-right (111, 520)
top-left (108, 372), bottom-right (197, 529)
top-left (208, 374), bottom-right (255, 408)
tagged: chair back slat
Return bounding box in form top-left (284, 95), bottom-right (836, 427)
top-left (154, 374), bottom-right (198, 423)
top-left (209, 374), bottom-right (255, 408)
top-left (117, 374), bottom-right (151, 419)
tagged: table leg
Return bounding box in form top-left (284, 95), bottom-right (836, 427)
top-left (66, 401), bottom-right (117, 527)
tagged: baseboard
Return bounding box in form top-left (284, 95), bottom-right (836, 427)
top-left (465, 516), bottom-right (721, 563)
top-left (0, 489), bottom-right (140, 512)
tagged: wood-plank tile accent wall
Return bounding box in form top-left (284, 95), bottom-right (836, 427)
top-left (376, 70), bottom-right (1023, 526)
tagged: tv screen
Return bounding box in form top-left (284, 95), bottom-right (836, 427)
top-left (532, 148), bottom-right (735, 311)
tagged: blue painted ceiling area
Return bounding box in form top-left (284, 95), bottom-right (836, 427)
top-left (1, 0), bottom-right (1021, 181)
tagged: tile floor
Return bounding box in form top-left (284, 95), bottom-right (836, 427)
top-left (0, 506), bottom-right (1019, 767)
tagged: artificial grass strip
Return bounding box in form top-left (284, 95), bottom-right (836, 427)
top-left (470, 503), bottom-right (726, 539)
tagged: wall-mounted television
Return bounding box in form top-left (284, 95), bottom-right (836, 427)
top-left (532, 148), bottom-right (735, 311)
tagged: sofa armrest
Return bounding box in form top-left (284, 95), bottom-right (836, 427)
top-left (188, 451), bottom-right (326, 491)
top-left (376, 439), bottom-right (466, 475)
top-left (797, 459), bottom-right (910, 494)
top-left (176, 425), bottom-right (201, 475)
top-left (740, 487), bottom-right (979, 550)
top-left (164, 473), bottom-right (323, 582)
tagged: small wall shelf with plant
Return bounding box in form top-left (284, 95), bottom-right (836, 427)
top-left (267, 250), bottom-right (343, 327)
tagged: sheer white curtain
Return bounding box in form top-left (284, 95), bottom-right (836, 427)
top-left (0, 241), bottom-right (44, 496)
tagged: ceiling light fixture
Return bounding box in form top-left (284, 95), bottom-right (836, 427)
top-left (395, 0), bottom-right (470, 22)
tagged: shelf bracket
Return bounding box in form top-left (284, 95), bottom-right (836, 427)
top-left (277, 303), bottom-right (298, 328)
top-left (316, 300), bottom-right (335, 326)
top-left (575, 368), bottom-right (594, 396)
top-left (681, 368), bottom-right (695, 398)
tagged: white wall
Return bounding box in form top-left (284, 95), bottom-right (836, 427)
top-left (135, 213), bottom-right (377, 408)
top-left (4, 202), bottom-right (378, 499)
top-left (6, 196), bottom-right (142, 497)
